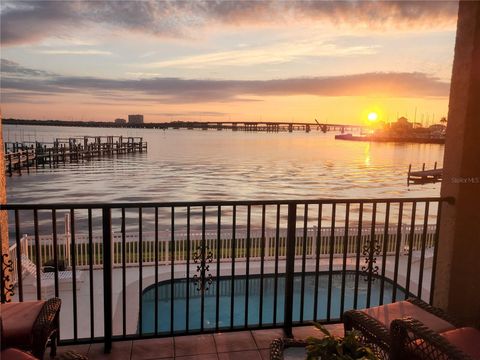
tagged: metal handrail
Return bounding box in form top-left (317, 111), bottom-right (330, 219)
top-left (0, 196), bottom-right (448, 352)
top-left (0, 196), bottom-right (453, 209)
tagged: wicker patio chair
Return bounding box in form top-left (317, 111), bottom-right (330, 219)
top-left (0, 348), bottom-right (38, 360)
top-left (343, 297), bottom-right (460, 359)
top-left (390, 317), bottom-right (480, 360)
top-left (1, 297), bottom-right (62, 359)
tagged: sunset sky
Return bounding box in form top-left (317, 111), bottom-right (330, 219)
top-left (0, 1), bottom-right (458, 125)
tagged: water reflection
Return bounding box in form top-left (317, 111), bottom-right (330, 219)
top-left (364, 143), bottom-right (371, 166)
top-left (5, 125), bottom-right (443, 204)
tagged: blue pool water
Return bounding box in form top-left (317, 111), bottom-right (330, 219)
top-left (141, 271), bottom-right (406, 333)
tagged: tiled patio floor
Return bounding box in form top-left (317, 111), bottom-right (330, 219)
top-left (54, 324), bottom-right (344, 360)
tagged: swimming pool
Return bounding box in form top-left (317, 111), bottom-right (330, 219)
top-left (141, 271), bottom-right (406, 333)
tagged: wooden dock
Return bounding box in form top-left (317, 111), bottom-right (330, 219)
top-left (408, 163), bottom-right (443, 185)
top-left (4, 135), bottom-right (147, 176)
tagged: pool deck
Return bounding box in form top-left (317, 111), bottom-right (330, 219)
top-left (16, 251), bottom-right (432, 341)
top-left (52, 324), bottom-right (344, 360)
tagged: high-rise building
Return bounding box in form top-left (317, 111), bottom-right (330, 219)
top-left (114, 118), bottom-right (126, 125)
top-left (128, 114), bottom-right (144, 124)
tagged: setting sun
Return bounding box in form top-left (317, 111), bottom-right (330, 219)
top-left (367, 112), bottom-right (379, 122)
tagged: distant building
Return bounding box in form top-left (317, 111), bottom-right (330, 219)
top-left (128, 114), bottom-right (144, 124)
top-left (115, 118), bottom-right (126, 125)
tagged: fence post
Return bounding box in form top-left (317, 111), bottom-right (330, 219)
top-left (310, 227), bottom-right (316, 258)
top-left (64, 213), bottom-right (71, 267)
top-left (265, 230), bottom-right (271, 258)
top-left (25, 150), bottom-right (29, 173)
top-left (7, 153), bottom-right (12, 176)
top-left (284, 203), bottom-right (297, 337)
top-left (17, 152), bottom-right (22, 175)
top-left (102, 207), bottom-right (112, 353)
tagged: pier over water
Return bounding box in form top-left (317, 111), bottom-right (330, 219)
top-left (4, 135), bottom-right (147, 176)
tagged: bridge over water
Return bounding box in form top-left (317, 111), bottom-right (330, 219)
top-left (154, 121), bottom-right (365, 133)
top-left (4, 119), bottom-right (366, 133)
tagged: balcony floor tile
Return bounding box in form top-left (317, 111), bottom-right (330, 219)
top-left (56, 324), bottom-right (343, 359)
top-left (217, 350), bottom-right (262, 360)
top-left (175, 355), bottom-right (219, 360)
top-left (214, 331), bottom-right (257, 353)
top-left (251, 329), bottom-right (285, 349)
top-left (45, 344), bottom-right (91, 360)
top-left (88, 341), bottom-right (132, 360)
top-left (131, 337), bottom-right (175, 360)
top-left (259, 349), bottom-right (270, 360)
top-left (175, 334), bottom-right (216, 357)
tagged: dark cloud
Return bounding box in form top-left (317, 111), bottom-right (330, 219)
top-left (0, 2), bottom-right (80, 45)
top-left (1, 96), bottom-right (53, 104)
top-left (80, 101), bottom-right (154, 107)
top-left (0, 59), bottom-right (54, 77)
top-left (1, 59), bottom-right (450, 104)
top-left (1, 0), bottom-right (458, 46)
top-left (0, 90), bottom-right (57, 104)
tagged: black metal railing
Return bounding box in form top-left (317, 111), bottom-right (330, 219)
top-left (0, 197), bottom-right (450, 351)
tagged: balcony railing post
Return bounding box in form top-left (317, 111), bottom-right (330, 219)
top-left (102, 207), bottom-right (112, 353)
top-left (284, 203), bottom-right (297, 337)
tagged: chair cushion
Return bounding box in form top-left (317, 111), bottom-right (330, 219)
top-left (1, 301), bottom-right (46, 349)
top-left (362, 301), bottom-right (455, 333)
top-left (0, 348), bottom-right (38, 360)
top-left (441, 327), bottom-right (480, 360)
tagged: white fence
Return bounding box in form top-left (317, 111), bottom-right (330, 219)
top-left (8, 224), bottom-right (436, 280)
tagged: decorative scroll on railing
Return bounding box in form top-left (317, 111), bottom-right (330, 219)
top-left (361, 233), bottom-right (382, 281)
top-left (193, 244), bottom-right (213, 292)
top-left (1, 253), bottom-right (14, 302)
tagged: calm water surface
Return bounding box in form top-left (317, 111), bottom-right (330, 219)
top-left (4, 124), bottom-right (443, 203)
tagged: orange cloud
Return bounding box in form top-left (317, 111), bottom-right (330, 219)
top-left (2, 60), bottom-right (449, 104)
